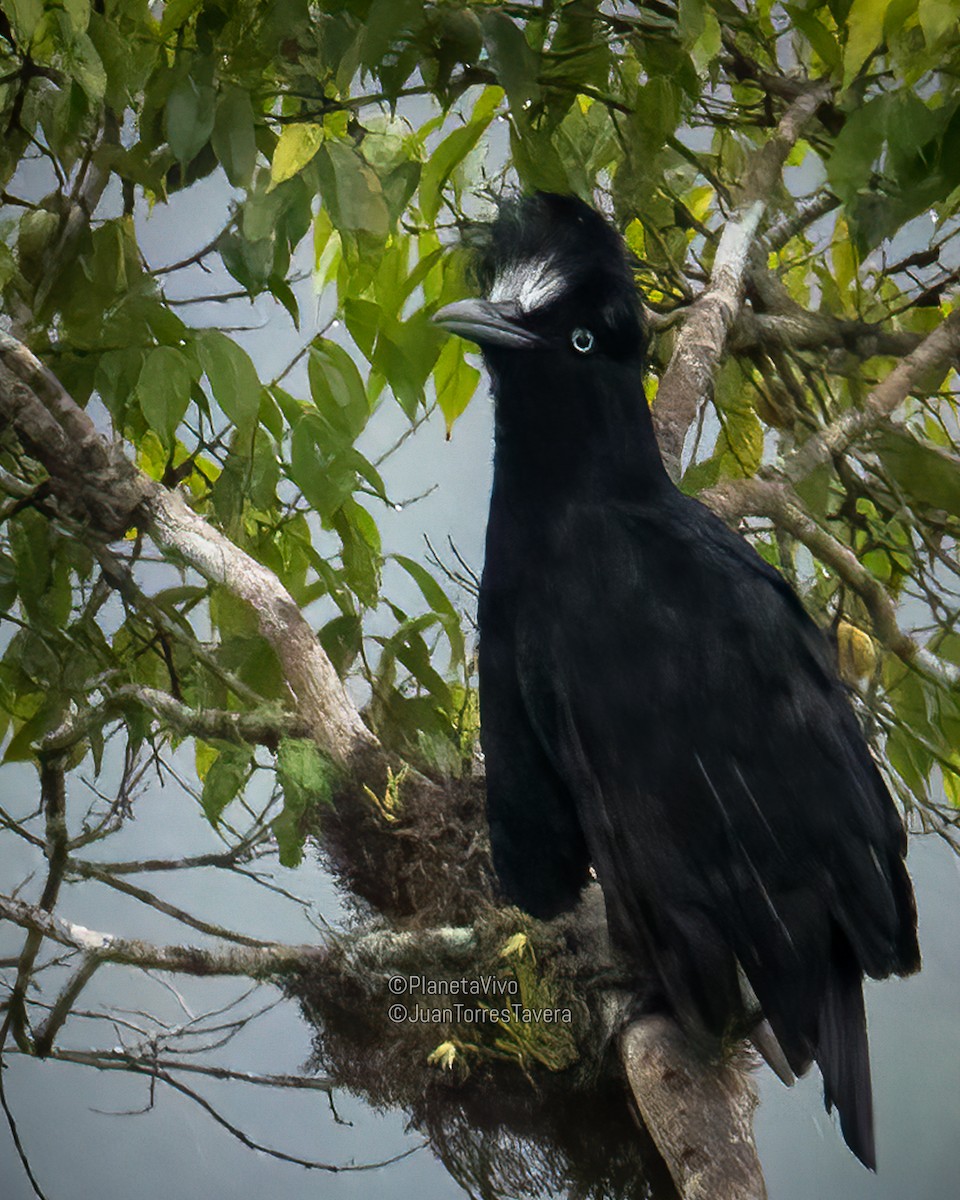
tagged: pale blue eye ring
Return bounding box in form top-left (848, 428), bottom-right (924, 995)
top-left (571, 327), bottom-right (595, 354)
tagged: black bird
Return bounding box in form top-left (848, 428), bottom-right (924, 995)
top-left (433, 192), bottom-right (920, 1170)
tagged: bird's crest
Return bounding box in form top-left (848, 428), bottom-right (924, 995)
top-left (470, 193), bottom-right (645, 354)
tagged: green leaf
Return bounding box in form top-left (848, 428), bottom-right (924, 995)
top-left (843, 0), bottom-right (889, 87)
top-left (678, 0), bottom-right (705, 45)
top-left (249, 428), bottom-right (280, 510)
top-left (481, 12), bottom-right (540, 114)
top-left (886, 726), bottom-right (930, 797)
top-left (289, 413), bottom-right (357, 518)
top-left (826, 97), bottom-right (887, 203)
top-left (393, 553), bottom-right (465, 667)
top-left (136, 346), bottom-right (193, 446)
top-left (268, 383), bottom-right (305, 429)
top-left (509, 112), bottom-right (570, 194)
top-left (717, 408), bottom-right (763, 478)
top-left (713, 360), bottom-right (763, 478)
top-left (360, 0), bottom-right (423, 68)
top-left (831, 213), bottom-right (859, 303)
top-left (160, 0), bottom-right (203, 35)
top-left (863, 548), bottom-right (892, 581)
top-left (218, 635), bottom-right (284, 701)
top-left (388, 620), bottom-right (453, 710)
top-left (0, 553), bottom-right (17, 612)
top-left (692, 8), bottom-right (722, 69)
top-left (276, 737), bottom-right (335, 807)
top-left (195, 739), bottom-right (218, 781)
top-left (307, 338), bottom-right (371, 446)
top-left (629, 78), bottom-right (681, 151)
top-left (165, 75), bottom-right (216, 165)
top-left (3, 698), bottom-right (57, 764)
top-left (784, 4), bottom-right (841, 70)
top-left (316, 141), bottom-right (390, 237)
top-left (212, 87), bottom-right (257, 188)
top-left (5, 0), bottom-right (43, 46)
top-left (138, 426), bottom-right (172, 483)
top-left (343, 297), bottom-right (381, 360)
top-left (919, 0), bottom-right (956, 45)
top-left (201, 746), bottom-right (252, 825)
top-left (874, 428), bottom-right (960, 513)
top-left (9, 509), bottom-right (50, 619)
top-left (420, 86), bottom-right (502, 224)
top-left (269, 275), bottom-right (300, 329)
top-left (64, 32), bottom-right (107, 102)
top-left (319, 613), bottom-right (363, 675)
top-left (433, 334), bottom-right (479, 434)
top-left (942, 765), bottom-right (960, 808)
top-left (269, 123), bottom-right (324, 190)
top-left (334, 499), bottom-right (382, 607)
top-left (274, 737), bottom-right (336, 867)
top-left (197, 329), bottom-right (261, 435)
top-left (219, 230), bottom-right (273, 294)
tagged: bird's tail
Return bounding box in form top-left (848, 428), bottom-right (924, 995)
top-left (815, 927), bottom-right (876, 1170)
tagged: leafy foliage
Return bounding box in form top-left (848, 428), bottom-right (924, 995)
top-left (2, 0), bottom-right (960, 859)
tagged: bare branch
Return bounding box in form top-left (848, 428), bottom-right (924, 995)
top-left (33, 955), bottom-right (101, 1056)
top-left (762, 192), bottom-right (840, 252)
top-left (24, 1047), bottom-right (334, 1090)
top-left (0, 893), bottom-right (318, 976)
top-left (65, 861), bottom-right (281, 949)
top-left (81, 845), bottom-right (269, 876)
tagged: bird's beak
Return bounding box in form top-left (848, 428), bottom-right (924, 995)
top-left (432, 298), bottom-right (547, 350)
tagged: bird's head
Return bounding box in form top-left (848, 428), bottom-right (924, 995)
top-left (433, 193), bottom-right (645, 365)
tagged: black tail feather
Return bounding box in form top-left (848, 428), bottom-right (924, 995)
top-left (816, 928), bottom-right (876, 1170)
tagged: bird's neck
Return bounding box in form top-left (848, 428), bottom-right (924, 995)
top-left (488, 354), bottom-right (670, 510)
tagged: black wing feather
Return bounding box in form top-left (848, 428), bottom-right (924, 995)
top-left (509, 492), bottom-right (918, 1166)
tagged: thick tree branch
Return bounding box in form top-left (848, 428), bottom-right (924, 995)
top-left (3, 889), bottom-right (764, 1200)
top-left (622, 1017), bottom-right (766, 1200)
top-left (147, 487), bottom-right (378, 765)
top-left (653, 81), bottom-right (831, 478)
top-left (762, 192), bottom-right (839, 252)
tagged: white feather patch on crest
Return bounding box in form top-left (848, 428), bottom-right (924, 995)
top-left (488, 257), bottom-right (567, 313)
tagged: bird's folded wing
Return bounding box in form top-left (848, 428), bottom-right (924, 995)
top-left (514, 497), bottom-right (917, 1054)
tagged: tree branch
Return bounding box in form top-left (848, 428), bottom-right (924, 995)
top-left (703, 477), bottom-right (960, 690)
top-left (653, 81), bottom-right (832, 479)
top-left (0, 893), bottom-right (318, 976)
top-left (781, 307), bottom-right (960, 482)
top-left (147, 486), bottom-right (378, 765)
top-left (0, 333), bottom-right (381, 769)
top-left (622, 1016), bottom-right (766, 1200)
top-left (21, 1047), bottom-right (334, 1091)
top-left (731, 309), bottom-right (923, 360)
top-left (39, 684), bottom-right (313, 754)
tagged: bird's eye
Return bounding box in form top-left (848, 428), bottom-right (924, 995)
top-left (570, 327), bottom-right (595, 354)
